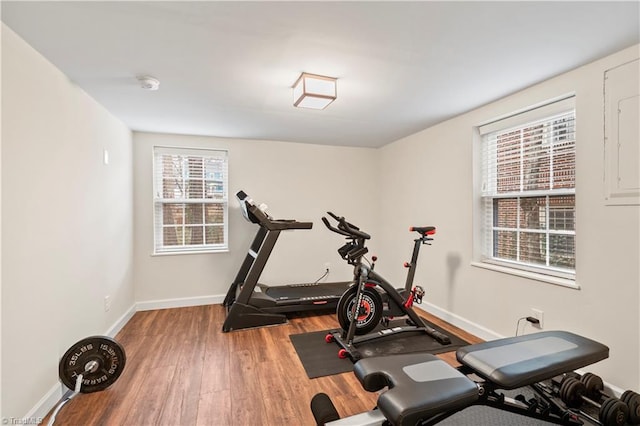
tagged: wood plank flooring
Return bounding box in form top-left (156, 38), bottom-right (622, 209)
top-left (46, 305), bottom-right (481, 425)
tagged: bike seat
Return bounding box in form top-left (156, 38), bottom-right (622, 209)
top-left (410, 226), bottom-right (435, 236)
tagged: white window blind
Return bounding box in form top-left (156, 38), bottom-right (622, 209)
top-left (152, 147), bottom-right (228, 254)
top-left (479, 98), bottom-right (576, 278)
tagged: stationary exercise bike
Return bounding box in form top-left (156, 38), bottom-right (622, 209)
top-left (322, 212), bottom-right (450, 360)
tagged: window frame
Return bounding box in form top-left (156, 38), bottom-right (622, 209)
top-left (473, 97), bottom-right (578, 287)
top-left (152, 146), bottom-right (229, 255)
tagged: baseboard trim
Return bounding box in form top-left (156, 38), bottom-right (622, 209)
top-left (135, 294), bottom-right (225, 311)
top-left (22, 382), bottom-right (65, 424)
top-left (417, 302), bottom-right (503, 341)
top-left (105, 303), bottom-right (137, 337)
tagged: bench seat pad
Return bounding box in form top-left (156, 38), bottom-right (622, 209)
top-left (354, 353), bottom-right (478, 426)
top-left (456, 330), bottom-right (609, 389)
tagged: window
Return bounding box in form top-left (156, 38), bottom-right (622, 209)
top-left (153, 147), bottom-right (228, 254)
top-left (478, 98), bottom-right (576, 280)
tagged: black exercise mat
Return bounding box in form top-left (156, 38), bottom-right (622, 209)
top-left (290, 329), bottom-right (354, 378)
top-left (290, 319), bottom-right (470, 379)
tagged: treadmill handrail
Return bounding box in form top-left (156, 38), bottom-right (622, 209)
top-left (237, 190), bottom-right (313, 231)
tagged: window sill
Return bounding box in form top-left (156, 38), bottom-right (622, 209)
top-left (152, 249), bottom-right (229, 257)
top-left (471, 261), bottom-right (579, 290)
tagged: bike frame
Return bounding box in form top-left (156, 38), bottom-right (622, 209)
top-left (322, 213), bottom-right (450, 360)
top-left (341, 261), bottom-right (436, 346)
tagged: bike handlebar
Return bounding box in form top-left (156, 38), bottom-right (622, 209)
top-left (327, 211), bottom-right (341, 221)
top-left (323, 212), bottom-right (371, 240)
top-left (321, 217), bottom-right (352, 237)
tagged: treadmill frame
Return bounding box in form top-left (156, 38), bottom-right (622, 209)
top-left (222, 191), bottom-right (350, 332)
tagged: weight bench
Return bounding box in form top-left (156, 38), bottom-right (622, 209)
top-left (311, 330), bottom-right (609, 426)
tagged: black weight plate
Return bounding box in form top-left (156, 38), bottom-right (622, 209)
top-left (610, 400), bottom-right (628, 426)
top-left (599, 398), bottom-right (617, 426)
top-left (582, 373), bottom-right (604, 399)
top-left (581, 372), bottom-right (593, 383)
top-left (564, 380), bottom-right (576, 406)
top-left (560, 377), bottom-right (574, 404)
top-left (621, 390), bottom-right (640, 424)
top-left (600, 398), bottom-right (628, 426)
top-left (573, 380), bottom-right (586, 407)
top-left (564, 378), bottom-right (585, 408)
top-left (560, 377), bottom-right (572, 403)
top-left (59, 335), bottom-right (126, 393)
top-left (580, 373), bottom-right (593, 393)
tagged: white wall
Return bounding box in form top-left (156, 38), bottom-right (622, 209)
top-left (1, 24), bottom-right (135, 417)
top-left (133, 132), bottom-right (378, 306)
top-left (0, 17), bottom-right (4, 422)
top-left (376, 44), bottom-right (640, 392)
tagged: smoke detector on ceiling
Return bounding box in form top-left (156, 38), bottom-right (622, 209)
top-left (137, 75), bottom-right (160, 91)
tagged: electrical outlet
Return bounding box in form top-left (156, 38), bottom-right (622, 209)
top-left (531, 308), bottom-right (544, 329)
top-left (104, 296), bottom-right (111, 312)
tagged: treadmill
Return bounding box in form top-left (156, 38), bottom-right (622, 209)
top-left (222, 190), bottom-right (351, 332)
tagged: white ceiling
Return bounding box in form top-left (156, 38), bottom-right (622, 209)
top-left (2, 1), bottom-right (639, 148)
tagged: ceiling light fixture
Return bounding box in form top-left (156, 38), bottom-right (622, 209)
top-left (292, 72), bottom-right (337, 110)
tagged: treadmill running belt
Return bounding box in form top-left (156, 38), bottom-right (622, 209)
top-left (265, 282), bottom-right (351, 300)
